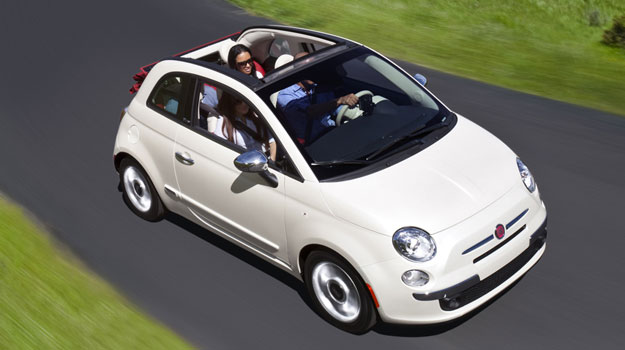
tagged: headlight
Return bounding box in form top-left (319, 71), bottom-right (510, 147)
top-left (392, 228), bottom-right (436, 262)
top-left (516, 158), bottom-right (536, 193)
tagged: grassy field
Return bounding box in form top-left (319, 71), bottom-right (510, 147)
top-left (0, 197), bottom-right (191, 349)
top-left (231, 0), bottom-right (625, 116)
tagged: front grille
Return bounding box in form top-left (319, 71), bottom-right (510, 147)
top-left (439, 220), bottom-right (547, 311)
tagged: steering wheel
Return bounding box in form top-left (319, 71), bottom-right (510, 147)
top-left (335, 90), bottom-right (373, 125)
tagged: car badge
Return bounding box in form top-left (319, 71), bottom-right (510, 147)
top-left (495, 224), bottom-right (505, 239)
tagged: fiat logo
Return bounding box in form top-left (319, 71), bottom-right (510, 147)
top-left (495, 224), bottom-right (505, 239)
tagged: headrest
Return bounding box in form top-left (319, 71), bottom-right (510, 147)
top-left (219, 39), bottom-right (237, 64)
top-left (274, 54), bottom-right (294, 69)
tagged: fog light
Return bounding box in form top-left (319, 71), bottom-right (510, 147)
top-left (401, 270), bottom-right (429, 287)
top-left (444, 297), bottom-right (460, 310)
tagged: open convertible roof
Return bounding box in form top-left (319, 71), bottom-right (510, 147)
top-left (129, 25), bottom-right (357, 94)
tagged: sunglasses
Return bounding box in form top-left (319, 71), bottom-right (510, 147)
top-left (236, 58), bottom-right (253, 68)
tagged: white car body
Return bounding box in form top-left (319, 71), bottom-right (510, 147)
top-left (114, 25), bottom-right (547, 331)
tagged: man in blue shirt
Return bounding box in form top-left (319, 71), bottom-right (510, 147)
top-left (277, 52), bottom-right (358, 144)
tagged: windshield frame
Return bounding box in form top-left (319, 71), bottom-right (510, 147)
top-left (256, 45), bottom-right (456, 182)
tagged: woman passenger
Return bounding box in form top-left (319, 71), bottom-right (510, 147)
top-left (212, 93), bottom-right (276, 161)
top-left (228, 44), bottom-right (264, 79)
top-left (201, 45), bottom-right (262, 113)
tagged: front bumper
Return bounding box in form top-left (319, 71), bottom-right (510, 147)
top-left (437, 219), bottom-right (546, 311)
top-left (361, 184), bottom-right (547, 324)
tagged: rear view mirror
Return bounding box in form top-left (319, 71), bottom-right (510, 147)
top-left (234, 150), bottom-right (268, 173)
top-left (414, 73), bottom-right (428, 86)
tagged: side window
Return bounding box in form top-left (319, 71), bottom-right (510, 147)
top-left (148, 74), bottom-right (193, 123)
top-left (196, 81), bottom-right (273, 157)
top-left (194, 78), bottom-right (299, 177)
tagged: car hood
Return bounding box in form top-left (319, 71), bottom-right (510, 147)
top-left (319, 115), bottom-right (520, 236)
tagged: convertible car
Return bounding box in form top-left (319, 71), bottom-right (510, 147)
top-left (114, 25), bottom-right (547, 333)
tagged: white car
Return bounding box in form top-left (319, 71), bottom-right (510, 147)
top-left (114, 25), bottom-right (547, 333)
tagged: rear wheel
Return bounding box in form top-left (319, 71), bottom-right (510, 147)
top-left (304, 251), bottom-right (377, 334)
top-left (119, 158), bottom-right (165, 222)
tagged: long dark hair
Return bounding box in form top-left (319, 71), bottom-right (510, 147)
top-left (227, 44), bottom-right (257, 76)
top-left (217, 93), bottom-right (269, 150)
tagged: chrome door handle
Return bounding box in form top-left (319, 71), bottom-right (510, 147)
top-left (175, 152), bottom-right (194, 165)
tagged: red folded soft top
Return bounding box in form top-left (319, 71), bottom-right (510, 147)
top-left (129, 32), bottom-right (240, 94)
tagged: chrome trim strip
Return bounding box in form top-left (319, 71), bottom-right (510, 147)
top-left (178, 192), bottom-right (280, 252)
top-left (187, 208), bottom-right (292, 271)
top-left (462, 235), bottom-right (494, 255)
top-left (506, 208), bottom-right (529, 230)
top-left (474, 225), bottom-right (526, 264)
top-left (462, 208), bottom-right (530, 256)
top-left (164, 184), bottom-right (179, 199)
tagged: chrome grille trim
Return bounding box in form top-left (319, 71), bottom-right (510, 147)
top-left (506, 208), bottom-right (529, 230)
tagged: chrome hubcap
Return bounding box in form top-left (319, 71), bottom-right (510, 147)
top-left (123, 166), bottom-right (152, 212)
top-left (311, 262), bottom-right (360, 323)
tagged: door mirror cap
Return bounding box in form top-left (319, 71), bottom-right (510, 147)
top-left (234, 150), bottom-right (268, 173)
top-left (234, 150), bottom-right (279, 188)
top-left (414, 73), bottom-right (428, 86)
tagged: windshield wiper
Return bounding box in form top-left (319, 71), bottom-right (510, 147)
top-left (310, 159), bottom-right (372, 167)
top-left (365, 122), bottom-right (449, 161)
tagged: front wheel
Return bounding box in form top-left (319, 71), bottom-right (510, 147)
top-left (119, 158), bottom-right (165, 222)
top-left (304, 251), bottom-right (377, 334)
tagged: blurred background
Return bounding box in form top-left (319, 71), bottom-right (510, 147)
top-left (1, 1), bottom-right (624, 349)
top-left (233, 0), bottom-right (625, 116)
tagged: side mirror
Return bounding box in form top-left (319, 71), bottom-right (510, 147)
top-left (234, 150), bottom-right (279, 188)
top-left (414, 73), bottom-right (428, 87)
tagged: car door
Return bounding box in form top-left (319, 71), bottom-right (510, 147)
top-left (173, 77), bottom-right (289, 263)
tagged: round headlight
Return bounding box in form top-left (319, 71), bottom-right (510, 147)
top-left (516, 158), bottom-right (536, 193)
top-left (392, 228), bottom-right (436, 262)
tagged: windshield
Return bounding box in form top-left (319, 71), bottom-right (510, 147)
top-left (259, 46), bottom-right (453, 180)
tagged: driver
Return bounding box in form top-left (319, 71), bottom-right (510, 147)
top-left (277, 52), bottom-right (358, 144)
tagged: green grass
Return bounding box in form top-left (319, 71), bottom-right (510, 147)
top-left (231, 0), bottom-right (625, 116)
top-left (0, 197), bottom-right (191, 350)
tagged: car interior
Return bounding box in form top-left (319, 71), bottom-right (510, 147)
top-left (181, 28), bottom-right (336, 75)
top-left (182, 29), bottom-right (334, 145)
top-left (173, 29), bottom-right (348, 170)
top-left (151, 76), bottom-right (184, 115)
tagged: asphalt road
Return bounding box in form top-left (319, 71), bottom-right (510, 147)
top-left (1, 1), bottom-right (624, 349)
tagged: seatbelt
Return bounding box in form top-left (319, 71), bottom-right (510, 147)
top-left (232, 119), bottom-right (265, 144)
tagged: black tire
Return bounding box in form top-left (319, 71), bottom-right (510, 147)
top-left (119, 158), bottom-right (165, 222)
top-left (304, 251), bottom-right (378, 334)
